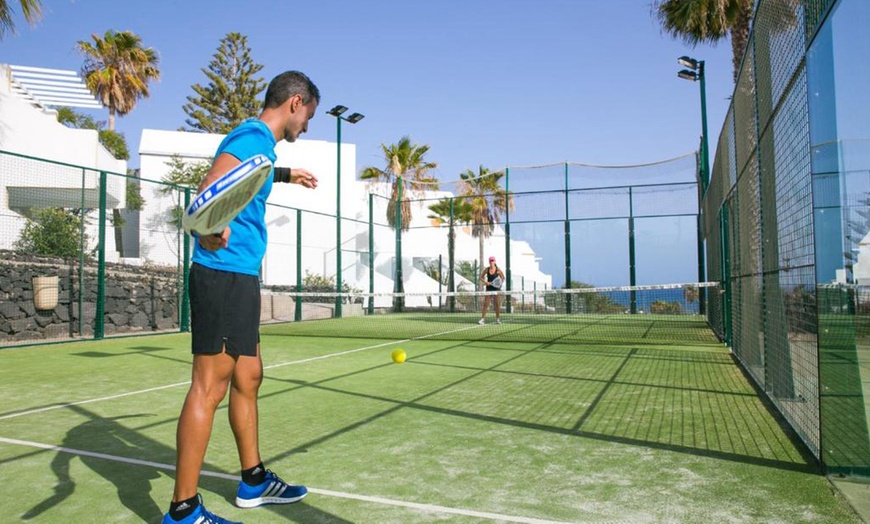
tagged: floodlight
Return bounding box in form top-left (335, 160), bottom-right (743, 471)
top-left (678, 70), bottom-right (699, 81)
top-left (346, 113), bottom-right (365, 124)
top-left (678, 56), bottom-right (699, 70)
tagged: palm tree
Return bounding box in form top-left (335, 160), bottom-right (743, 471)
top-left (77, 30), bottom-right (161, 130)
top-left (360, 136), bottom-right (439, 231)
top-left (361, 136), bottom-right (438, 309)
top-left (653, 0), bottom-right (753, 82)
top-left (458, 165), bottom-right (513, 279)
top-left (0, 0), bottom-right (43, 39)
top-left (428, 197), bottom-right (474, 304)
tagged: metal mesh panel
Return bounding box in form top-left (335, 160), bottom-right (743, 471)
top-left (761, 0), bottom-right (806, 110)
top-left (733, 40), bottom-right (759, 176)
top-left (699, 0), bottom-right (860, 465)
top-left (726, 109), bottom-right (739, 189)
top-left (804, 0), bottom-right (837, 41)
top-left (758, 8), bottom-right (821, 458)
top-left (0, 151), bottom-right (184, 345)
top-left (733, 154), bottom-right (765, 380)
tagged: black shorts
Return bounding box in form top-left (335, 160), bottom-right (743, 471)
top-left (189, 263), bottom-right (260, 356)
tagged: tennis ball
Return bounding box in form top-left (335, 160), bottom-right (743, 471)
top-left (391, 348), bottom-right (406, 364)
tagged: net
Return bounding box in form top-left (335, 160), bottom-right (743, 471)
top-left (260, 282), bottom-right (721, 347)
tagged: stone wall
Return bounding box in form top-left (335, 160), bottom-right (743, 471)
top-left (0, 251), bottom-right (180, 345)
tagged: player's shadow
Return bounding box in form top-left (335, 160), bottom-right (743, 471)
top-left (20, 404), bottom-right (353, 523)
top-left (21, 406), bottom-right (165, 521)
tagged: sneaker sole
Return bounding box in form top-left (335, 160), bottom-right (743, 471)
top-left (235, 491), bottom-right (307, 508)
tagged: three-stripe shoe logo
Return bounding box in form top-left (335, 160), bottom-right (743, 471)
top-left (261, 480), bottom-right (288, 498)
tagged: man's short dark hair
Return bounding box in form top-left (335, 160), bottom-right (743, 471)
top-left (263, 71), bottom-right (320, 109)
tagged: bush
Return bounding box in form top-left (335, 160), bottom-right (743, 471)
top-left (649, 300), bottom-right (682, 314)
top-left (15, 208), bottom-right (86, 259)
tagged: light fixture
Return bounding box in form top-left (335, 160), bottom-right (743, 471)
top-left (678, 69), bottom-right (699, 81)
top-left (326, 105), bottom-right (348, 117)
top-left (678, 56), bottom-right (699, 70)
top-left (346, 112), bottom-right (365, 124)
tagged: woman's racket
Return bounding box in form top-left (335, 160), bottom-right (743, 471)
top-left (182, 154), bottom-right (273, 236)
top-left (491, 276), bottom-right (503, 289)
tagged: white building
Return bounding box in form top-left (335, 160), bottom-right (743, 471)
top-left (0, 59), bottom-right (552, 305)
top-left (138, 130), bottom-right (552, 306)
top-left (0, 64), bottom-right (126, 258)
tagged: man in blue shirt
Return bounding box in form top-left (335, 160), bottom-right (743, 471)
top-left (163, 71), bottom-right (320, 524)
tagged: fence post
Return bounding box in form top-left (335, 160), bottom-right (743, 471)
top-left (94, 170), bottom-right (107, 339)
top-left (629, 187), bottom-right (637, 314)
top-left (78, 168), bottom-right (86, 336)
top-left (295, 209), bottom-right (303, 322)
top-left (394, 176), bottom-right (404, 312)
top-left (564, 162), bottom-right (572, 314)
top-left (720, 204), bottom-right (732, 346)
top-left (449, 197), bottom-right (456, 313)
top-left (505, 166), bottom-right (512, 314)
top-left (180, 187), bottom-right (191, 332)
top-left (368, 194), bottom-right (375, 314)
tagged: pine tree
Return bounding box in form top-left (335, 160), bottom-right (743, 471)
top-left (182, 32), bottom-right (266, 134)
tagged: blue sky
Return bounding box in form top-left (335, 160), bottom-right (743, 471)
top-left (3, 0), bottom-right (739, 287)
top-left (2, 0), bottom-right (736, 181)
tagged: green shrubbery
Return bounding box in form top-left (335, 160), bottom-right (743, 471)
top-left (15, 208), bottom-right (86, 258)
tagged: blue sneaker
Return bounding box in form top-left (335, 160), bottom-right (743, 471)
top-left (161, 494), bottom-right (242, 524)
top-left (235, 470), bottom-right (308, 508)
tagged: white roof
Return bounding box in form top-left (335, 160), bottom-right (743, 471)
top-left (7, 64), bottom-right (101, 109)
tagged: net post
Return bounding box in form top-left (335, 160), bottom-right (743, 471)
top-left (368, 193), bottom-right (374, 315)
top-left (180, 187), bottom-right (191, 332)
top-left (295, 209), bottom-right (303, 322)
top-left (94, 170), bottom-right (107, 340)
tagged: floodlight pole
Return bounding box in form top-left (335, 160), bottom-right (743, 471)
top-left (696, 60), bottom-right (709, 316)
top-left (678, 56), bottom-right (709, 316)
top-left (698, 60), bottom-right (710, 196)
top-left (335, 114), bottom-right (343, 317)
top-left (327, 105), bottom-right (364, 318)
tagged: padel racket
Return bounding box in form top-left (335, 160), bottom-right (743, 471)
top-left (182, 154), bottom-right (273, 236)
top-left (491, 276), bottom-right (503, 289)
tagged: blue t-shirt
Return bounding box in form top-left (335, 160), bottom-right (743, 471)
top-left (191, 119), bottom-right (277, 276)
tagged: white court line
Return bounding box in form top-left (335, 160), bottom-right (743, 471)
top-left (0, 436), bottom-right (573, 524)
top-left (0, 324), bottom-right (481, 421)
top-left (0, 381), bottom-right (192, 421)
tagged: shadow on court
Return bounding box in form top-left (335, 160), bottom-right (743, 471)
top-left (72, 345), bottom-right (174, 358)
top-left (261, 340), bottom-right (817, 475)
top-left (18, 404), bottom-right (353, 523)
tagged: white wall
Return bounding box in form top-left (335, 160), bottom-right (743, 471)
top-left (138, 128), bottom-right (554, 294)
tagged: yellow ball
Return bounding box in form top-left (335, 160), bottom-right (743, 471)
top-left (391, 348), bottom-right (406, 364)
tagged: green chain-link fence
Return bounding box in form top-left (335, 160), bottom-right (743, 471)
top-left (703, 0), bottom-right (870, 475)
